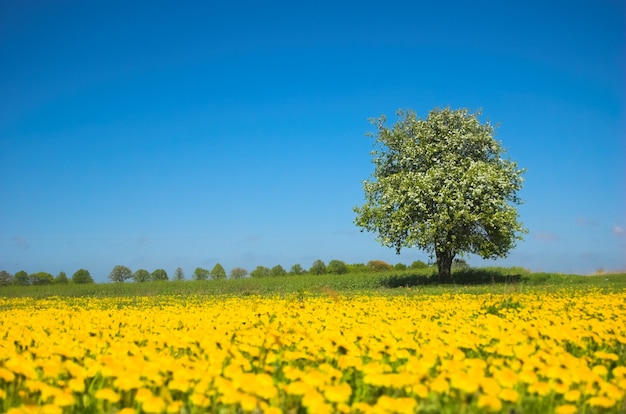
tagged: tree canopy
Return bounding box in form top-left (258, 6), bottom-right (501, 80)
top-left (354, 107), bottom-right (526, 282)
top-left (109, 265), bottom-right (133, 283)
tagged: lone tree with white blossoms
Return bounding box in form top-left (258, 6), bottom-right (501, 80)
top-left (354, 107), bottom-right (526, 283)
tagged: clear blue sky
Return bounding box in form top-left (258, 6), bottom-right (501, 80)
top-left (1, 1), bottom-right (624, 281)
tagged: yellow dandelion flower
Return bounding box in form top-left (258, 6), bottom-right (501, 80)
top-left (142, 395), bottom-right (167, 413)
top-left (0, 367), bottom-right (16, 382)
top-left (134, 388), bottom-right (153, 403)
top-left (54, 390), bottom-right (75, 407)
top-left (239, 393), bottom-right (258, 411)
top-left (564, 389), bottom-right (580, 402)
top-left (498, 388), bottom-right (519, 403)
top-left (586, 396), bottom-right (614, 408)
top-left (477, 394), bottom-right (502, 412)
top-left (375, 396), bottom-right (416, 414)
top-left (190, 392), bottom-right (211, 407)
top-left (430, 374), bottom-right (449, 394)
top-left (324, 383), bottom-right (352, 403)
top-left (412, 383), bottom-right (428, 399)
top-left (591, 365), bottom-right (608, 377)
top-left (264, 407), bottom-right (282, 414)
top-left (0, 389), bottom-right (5, 399)
top-left (118, 409), bottom-right (137, 414)
top-left (95, 388), bottom-right (120, 403)
top-left (529, 381), bottom-right (551, 396)
top-left (555, 404), bottom-right (578, 414)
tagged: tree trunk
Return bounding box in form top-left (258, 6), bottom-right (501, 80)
top-left (436, 249), bottom-right (455, 284)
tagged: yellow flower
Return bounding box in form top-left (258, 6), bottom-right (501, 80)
top-left (564, 389), bottom-right (580, 402)
top-left (95, 388), bottom-right (120, 403)
top-left (555, 404), bottom-right (578, 414)
top-left (375, 396), bottom-right (416, 414)
top-left (477, 394), bottom-right (502, 412)
top-left (586, 396), bottom-right (614, 408)
top-left (142, 395), bottom-right (167, 413)
top-left (498, 388), bottom-right (519, 403)
top-left (324, 383), bottom-right (352, 403)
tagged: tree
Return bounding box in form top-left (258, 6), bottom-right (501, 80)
top-left (210, 263), bottom-right (227, 280)
top-left (355, 107), bottom-right (526, 282)
top-left (133, 269), bottom-right (151, 283)
top-left (452, 258), bottom-right (470, 270)
top-left (14, 270), bottom-right (29, 286)
top-left (367, 260), bottom-right (392, 272)
top-left (109, 265), bottom-right (133, 283)
top-left (229, 267), bottom-right (248, 279)
top-left (152, 269), bottom-right (169, 281)
top-left (309, 260), bottom-right (326, 275)
top-left (394, 263), bottom-right (407, 271)
top-left (55, 271), bottom-right (69, 284)
top-left (410, 260), bottom-right (429, 269)
top-left (327, 260), bottom-right (348, 275)
top-left (72, 269), bottom-right (94, 284)
top-left (192, 267), bottom-right (210, 281)
top-left (30, 272), bottom-right (54, 285)
top-left (289, 264), bottom-right (305, 275)
top-left (0, 270), bottom-right (12, 286)
top-left (270, 265), bottom-right (287, 277)
top-left (250, 266), bottom-right (270, 278)
top-left (173, 267), bottom-right (185, 281)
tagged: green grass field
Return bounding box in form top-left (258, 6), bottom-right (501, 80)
top-left (1, 268), bottom-right (624, 299)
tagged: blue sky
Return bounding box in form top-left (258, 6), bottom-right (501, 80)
top-left (1, 1), bottom-right (624, 281)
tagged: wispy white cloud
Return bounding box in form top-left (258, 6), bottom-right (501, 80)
top-left (534, 232), bottom-right (558, 242)
top-left (613, 226), bottom-right (625, 236)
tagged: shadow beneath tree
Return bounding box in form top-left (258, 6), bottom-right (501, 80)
top-left (379, 269), bottom-right (522, 288)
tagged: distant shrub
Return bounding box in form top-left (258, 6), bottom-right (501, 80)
top-left (230, 267), bottom-right (248, 279)
top-left (72, 269), bottom-right (94, 284)
top-left (210, 264), bottom-right (227, 280)
top-left (394, 263), bottom-right (407, 271)
top-left (173, 267), bottom-right (185, 281)
top-left (192, 267), bottom-right (210, 281)
top-left (14, 271), bottom-right (29, 286)
top-left (55, 271), bottom-right (69, 284)
top-left (152, 269), bottom-right (169, 281)
top-left (347, 263), bottom-right (367, 273)
top-left (250, 266), bottom-right (271, 278)
top-left (0, 270), bottom-right (12, 286)
top-left (327, 260), bottom-right (348, 275)
top-left (133, 269), bottom-right (151, 283)
top-left (367, 260), bottom-right (392, 272)
top-left (289, 264), bottom-right (305, 275)
top-left (270, 265), bottom-right (287, 277)
top-left (309, 260), bottom-right (327, 275)
top-left (452, 258), bottom-right (470, 270)
top-left (410, 260), bottom-right (429, 269)
top-left (31, 272), bottom-right (54, 285)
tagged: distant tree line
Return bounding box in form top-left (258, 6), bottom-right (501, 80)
top-left (0, 258), bottom-right (470, 286)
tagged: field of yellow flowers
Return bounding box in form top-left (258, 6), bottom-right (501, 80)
top-left (1, 290), bottom-right (625, 413)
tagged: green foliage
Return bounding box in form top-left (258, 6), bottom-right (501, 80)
top-left (410, 260), bottom-right (429, 269)
top-left (133, 269), bottom-right (151, 283)
top-left (54, 271), bottom-right (68, 284)
top-left (151, 269), bottom-right (169, 282)
top-left (0, 270), bottom-right (13, 286)
top-left (393, 263), bottom-right (407, 271)
top-left (192, 267), bottom-right (210, 281)
top-left (270, 265), bottom-right (287, 277)
top-left (229, 267), bottom-right (248, 279)
top-left (173, 267), bottom-right (185, 281)
top-left (355, 107), bottom-right (526, 283)
top-left (71, 269), bottom-right (94, 284)
top-left (109, 265), bottom-right (133, 283)
top-left (452, 258), bottom-right (470, 270)
top-left (309, 260), bottom-right (327, 275)
top-left (0, 269), bottom-right (624, 299)
top-left (14, 271), bottom-right (29, 286)
top-left (250, 266), bottom-right (271, 278)
top-left (210, 263), bottom-right (227, 280)
top-left (347, 263), bottom-right (367, 273)
top-left (289, 264), bottom-right (305, 275)
top-left (327, 260), bottom-right (348, 275)
top-left (30, 272), bottom-right (54, 285)
top-left (367, 260), bottom-right (392, 272)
